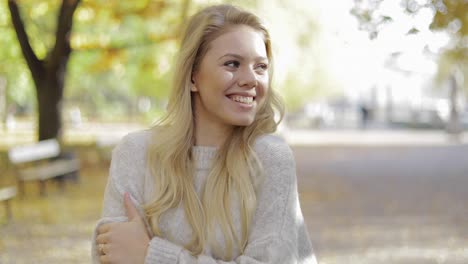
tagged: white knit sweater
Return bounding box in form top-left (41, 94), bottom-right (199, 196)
top-left (91, 130), bottom-right (317, 264)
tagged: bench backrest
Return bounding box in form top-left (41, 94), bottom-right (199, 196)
top-left (8, 139), bottom-right (61, 164)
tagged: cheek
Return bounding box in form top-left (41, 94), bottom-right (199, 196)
top-left (219, 71), bottom-right (236, 88)
top-left (257, 78), bottom-right (269, 99)
top-left (205, 70), bottom-right (235, 93)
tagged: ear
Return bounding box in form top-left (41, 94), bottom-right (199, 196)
top-left (190, 76), bottom-right (198, 92)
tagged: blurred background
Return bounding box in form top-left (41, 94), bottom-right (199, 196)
top-left (0, 0), bottom-right (467, 263)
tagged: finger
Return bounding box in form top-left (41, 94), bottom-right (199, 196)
top-left (124, 192), bottom-right (140, 221)
top-left (96, 241), bottom-right (109, 258)
top-left (100, 254), bottom-right (111, 264)
top-left (101, 243), bottom-right (109, 255)
top-left (96, 233), bottom-right (109, 244)
top-left (97, 223), bottom-right (111, 234)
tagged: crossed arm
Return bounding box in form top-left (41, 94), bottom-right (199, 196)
top-left (95, 192), bottom-right (150, 264)
top-left (92, 134), bottom-right (317, 264)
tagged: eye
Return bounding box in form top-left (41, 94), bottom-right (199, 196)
top-left (258, 63), bottom-right (268, 70)
top-left (255, 63), bottom-right (269, 73)
top-left (224, 60), bottom-right (240, 68)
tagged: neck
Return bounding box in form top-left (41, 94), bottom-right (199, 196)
top-left (192, 94), bottom-right (234, 147)
top-left (194, 119), bottom-right (232, 147)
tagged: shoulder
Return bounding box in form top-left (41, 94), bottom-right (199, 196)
top-left (110, 129), bottom-right (152, 182)
top-left (253, 134), bottom-right (295, 168)
top-left (108, 129), bottom-right (152, 202)
top-left (113, 129), bottom-right (152, 158)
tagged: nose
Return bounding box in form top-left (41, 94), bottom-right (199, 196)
top-left (238, 67), bottom-right (258, 88)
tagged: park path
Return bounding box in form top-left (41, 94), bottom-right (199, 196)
top-left (294, 143), bottom-right (468, 263)
top-left (1, 128), bottom-right (467, 263)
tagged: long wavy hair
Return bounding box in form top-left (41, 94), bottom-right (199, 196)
top-left (143, 4), bottom-right (284, 260)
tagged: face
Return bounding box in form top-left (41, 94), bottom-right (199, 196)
top-left (191, 25), bottom-right (269, 129)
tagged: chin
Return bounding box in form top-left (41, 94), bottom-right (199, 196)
top-left (230, 116), bottom-right (256, 127)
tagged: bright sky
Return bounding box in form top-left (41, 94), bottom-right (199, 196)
top-left (318, 0), bottom-right (450, 98)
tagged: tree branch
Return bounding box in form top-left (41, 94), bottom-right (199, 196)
top-left (49, 0), bottom-right (81, 72)
top-left (7, 0), bottom-right (44, 85)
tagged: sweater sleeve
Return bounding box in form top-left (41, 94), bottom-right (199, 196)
top-left (142, 136), bottom-right (318, 264)
top-left (91, 133), bottom-right (151, 264)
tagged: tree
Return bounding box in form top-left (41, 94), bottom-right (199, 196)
top-left (7, 0), bottom-right (81, 140)
top-left (351, 0), bottom-right (467, 87)
top-left (4, 0), bottom-right (325, 132)
top-left (351, 0), bottom-right (467, 132)
top-left (5, 0), bottom-right (196, 139)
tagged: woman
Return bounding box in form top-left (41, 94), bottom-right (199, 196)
top-left (93, 4), bottom-right (317, 264)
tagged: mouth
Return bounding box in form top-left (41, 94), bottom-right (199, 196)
top-left (227, 95), bottom-right (256, 105)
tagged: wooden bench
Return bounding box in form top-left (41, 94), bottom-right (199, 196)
top-left (0, 186), bottom-right (17, 221)
top-left (8, 139), bottom-right (80, 197)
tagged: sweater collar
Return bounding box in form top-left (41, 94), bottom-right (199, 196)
top-left (192, 146), bottom-right (217, 170)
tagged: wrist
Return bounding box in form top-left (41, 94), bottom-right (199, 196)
top-left (140, 238), bottom-right (150, 264)
top-left (143, 236), bottom-right (150, 254)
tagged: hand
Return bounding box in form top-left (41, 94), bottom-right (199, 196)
top-left (96, 192), bottom-right (150, 264)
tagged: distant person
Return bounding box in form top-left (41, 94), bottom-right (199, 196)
top-left (359, 102), bottom-right (370, 129)
top-left (92, 4), bottom-right (316, 264)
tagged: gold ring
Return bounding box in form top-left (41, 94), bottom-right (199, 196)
top-left (99, 244), bottom-right (105, 255)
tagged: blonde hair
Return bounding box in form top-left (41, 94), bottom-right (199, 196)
top-left (143, 4), bottom-right (284, 260)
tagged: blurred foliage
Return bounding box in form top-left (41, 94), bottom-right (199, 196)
top-left (0, 1), bottom-right (35, 109)
top-left (67, 0), bottom-right (190, 120)
top-left (256, 0), bottom-right (336, 111)
top-left (351, 0), bottom-right (467, 90)
top-left (0, 0), bottom-right (192, 120)
top-left (0, 0), bottom-right (325, 120)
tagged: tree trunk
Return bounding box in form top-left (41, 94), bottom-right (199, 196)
top-left (37, 78), bottom-right (63, 140)
top-left (8, 0), bottom-right (81, 141)
top-left (385, 85), bottom-right (393, 124)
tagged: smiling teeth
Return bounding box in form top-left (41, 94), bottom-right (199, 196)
top-left (230, 95), bottom-right (254, 104)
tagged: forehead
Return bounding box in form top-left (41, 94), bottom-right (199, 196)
top-left (207, 25), bottom-right (267, 59)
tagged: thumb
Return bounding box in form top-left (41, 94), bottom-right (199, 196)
top-left (124, 192), bottom-right (141, 221)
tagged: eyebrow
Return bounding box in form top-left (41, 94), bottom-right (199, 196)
top-left (218, 53), bottom-right (268, 61)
